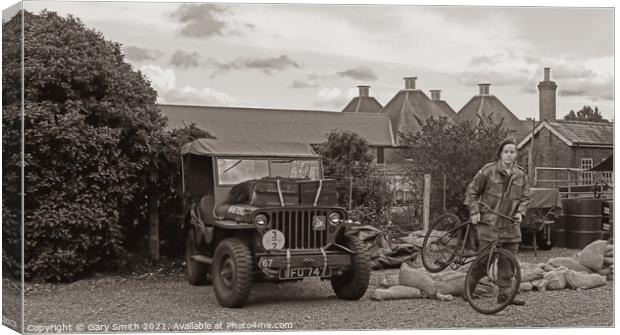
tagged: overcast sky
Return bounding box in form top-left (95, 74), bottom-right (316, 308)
top-left (13, 1), bottom-right (616, 120)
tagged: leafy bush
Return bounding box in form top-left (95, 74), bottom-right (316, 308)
top-left (399, 116), bottom-right (509, 219)
top-left (315, 130), bottom-right (393, 226)
top-left (2, 10), bottom-right (165, 281)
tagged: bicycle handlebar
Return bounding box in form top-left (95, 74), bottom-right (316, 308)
top-left (478, 202), bottom-right (520, 222)
top-left (474, 202), bottom-right (521, 227)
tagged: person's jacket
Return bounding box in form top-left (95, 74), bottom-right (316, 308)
top-left (464, 160), bottom-right (532, 242)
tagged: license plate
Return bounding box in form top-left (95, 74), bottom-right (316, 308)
top-left (280, 267), bottom-right (332, 279)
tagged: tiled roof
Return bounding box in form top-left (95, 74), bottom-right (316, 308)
top-left (383, 89), bottom-right (454, 145)
top-left (454, 95), bottom-right (529, 141)
top-left (549, 120), bottom-right (613, 146)
top-left (159, 104), bottom-right (395, 147)
top-left (341, 96), bottom-right (383, 114)
top-left (517, 119), bottom-right (614, 148)
top-left (432, 100), bottom-right (457, 117)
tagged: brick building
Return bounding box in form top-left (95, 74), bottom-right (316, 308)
top-left (517, 69), bottom-right (614, 189)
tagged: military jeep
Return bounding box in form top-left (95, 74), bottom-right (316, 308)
top-left (181, 139), bottom-right (370, 308)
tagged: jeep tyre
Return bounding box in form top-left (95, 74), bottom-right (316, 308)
top-left (212, 238), bottom-right (254, 308)
top-left (185, 229), bottom-right (210, 285)
top-left (330, 235), bottom-right (370, 300)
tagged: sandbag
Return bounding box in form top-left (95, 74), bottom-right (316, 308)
top-left (605, 244), bottom-right (613, 254)
top-left (603, 257), bottom-right (613, 266)
top-left (599, 267), bottom-right (611, 275)
top-left (606, 274), bottom-right (613, 281)
top-left (399, 263), bottom-right (437, 297)
top-left (371, 285), bottom-right (422, 301)
top-left (532, 279), bottom-right (548, 291)
top-left (543, 269), bottom-right (568, 290)
top-left (379, 274), bottom-right (400, 288)
top-left (565, 270), bottom-right (606, 290)
top-left (576, 240), bottom-right (608, 272)
top-left (435, 273), bottom-right (466, 296)
top-left (520, 282), bottom-right (534, 291)
top-left (548, 257), bottom-right (593, 273)
top-left (436, 293), bottom-right (454, 301)
top-left (521, 267), bottom-right (545, 282)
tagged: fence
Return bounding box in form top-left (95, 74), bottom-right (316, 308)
top-left (534, 167), bottom-right (613, 199)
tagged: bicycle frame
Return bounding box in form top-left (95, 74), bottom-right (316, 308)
top-left (440, 202), bottom-right (520, 271)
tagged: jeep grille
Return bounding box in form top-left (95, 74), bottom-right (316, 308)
top-left (267, 209), bottom-right (329, 249)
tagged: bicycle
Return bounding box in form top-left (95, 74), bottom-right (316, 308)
top-left (420, 203), bottom-right (522, 315)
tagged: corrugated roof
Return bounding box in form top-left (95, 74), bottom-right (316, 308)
top-left (160, 104), bottom-right (394, 147)
top-left (550, 120), bottom-right (613, 146)
top-left (383, 89), bottom-right (455, 144)
top-left (181, 138), bottom-right (318, 157)
top-left (454, 95), bottom-right (530, 141)
top-left (432, 100), bottom-right (457, 117)
top-left (341, 96), bottom-right (383, 114)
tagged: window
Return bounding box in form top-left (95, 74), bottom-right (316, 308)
top-left (218, 159), bottom-right (269, 185)
top-left (601, 171), bottom-right (613, 185)
top-left (217, 158), bottom-right (321, 185)
top-left (580, 158), bottom-right (593, 185)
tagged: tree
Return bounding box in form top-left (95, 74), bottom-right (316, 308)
top-left (2, 10), bottom-right (166, 281)
top-left (399, 116), bottom-right (509, 219)
top-left (563, 106), bottom-right (609, 123)
top-left (314, 130), bottom-right (393, 225)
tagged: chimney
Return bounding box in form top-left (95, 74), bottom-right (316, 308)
top-left (538, 67), bottom-right (557, 121)
top-left (478, 83), bottom-right (491, 95)
top-left (404, 77), bottom-right (417, 90)
top-left (430, 90), bottom-right (441, 101)
top-left (358, 85), bottom-right (370, 97)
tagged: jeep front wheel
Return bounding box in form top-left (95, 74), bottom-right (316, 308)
top-left (185, 229), bottom-right (210, 286)
top-left (211, 238), bottom-right (254, 308)
top-left (330, 235), bottom-right (370, 300)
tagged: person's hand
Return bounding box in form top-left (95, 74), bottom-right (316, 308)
top-left (512, 213), bottom-right (523, 224)
top-left (471, 213), bottom-right (480, 225)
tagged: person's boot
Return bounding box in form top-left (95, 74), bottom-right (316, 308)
top-left (497, 293), bottom-right (526, 306)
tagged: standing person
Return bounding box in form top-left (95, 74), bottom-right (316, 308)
top-left (464, 136), bottom-right (532, 305)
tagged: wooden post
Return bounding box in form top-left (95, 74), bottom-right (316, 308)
top-left (148, 183), bottom-right (160, 261)
top-left (348, 176), bottom-right (353, 210)
top-left (528, 118), bottom-right (535, 182)
top-left (423, 174), bottom-right (431, 231)
top-left (567, 172), bottom-right (572, 198)
top-left (442, 174), bottom-right (446, 212)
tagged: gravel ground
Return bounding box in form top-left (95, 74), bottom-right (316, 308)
top-left (19, 248), bottom-right (614, 332)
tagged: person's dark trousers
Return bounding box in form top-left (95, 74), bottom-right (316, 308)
top-left (467, 240), bottom-right (519, 296)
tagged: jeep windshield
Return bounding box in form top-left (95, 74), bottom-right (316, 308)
top-left (217, 158), bottom-right (321, 185)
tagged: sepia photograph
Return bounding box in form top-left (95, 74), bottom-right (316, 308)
top-left (1, 0), bottom-right (616, 333)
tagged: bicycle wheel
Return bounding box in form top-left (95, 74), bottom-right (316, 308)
top-left (421, 213), bottom-right (464, 273)
top-left (464, 248), bottom-right (521, 315)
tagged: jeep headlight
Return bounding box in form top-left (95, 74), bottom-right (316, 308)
top-left (328, 212), bottom-right (342, 225)
top-left (254, 213), bottom-right (269, 227)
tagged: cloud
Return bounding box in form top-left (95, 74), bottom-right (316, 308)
top-left (139, 64), bottom-right (244, 106)
top-left (169, 4), bottom-right (254, 38)
top-left (337, 66), bottom-right (378, 81)
top-left (290, 79), bottom-right (318, 89)
top-left (521, 60), bottom-right (613, 101)
top-left (170, 50), bottom-right (202, 68)
top-left (123, 46), bottom-right (162, 62)
top-left (457, 69), bottom-right (531, 87)
top-left (314, 87), bottom-right (357, 109)
top-left (211, 55), bottom-right (300, 77)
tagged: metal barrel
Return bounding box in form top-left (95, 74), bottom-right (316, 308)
top-left (562, 198), bottom-right (603, 249)
top-left (551, 214), bottom-right (567, 248)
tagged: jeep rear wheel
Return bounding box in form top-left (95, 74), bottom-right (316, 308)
top-left (212, 238), bottom-right (253, 308)
top-left (330, 235), bottom-right (370, 300)
top-left (185, 229), bottom-right (210, 286)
